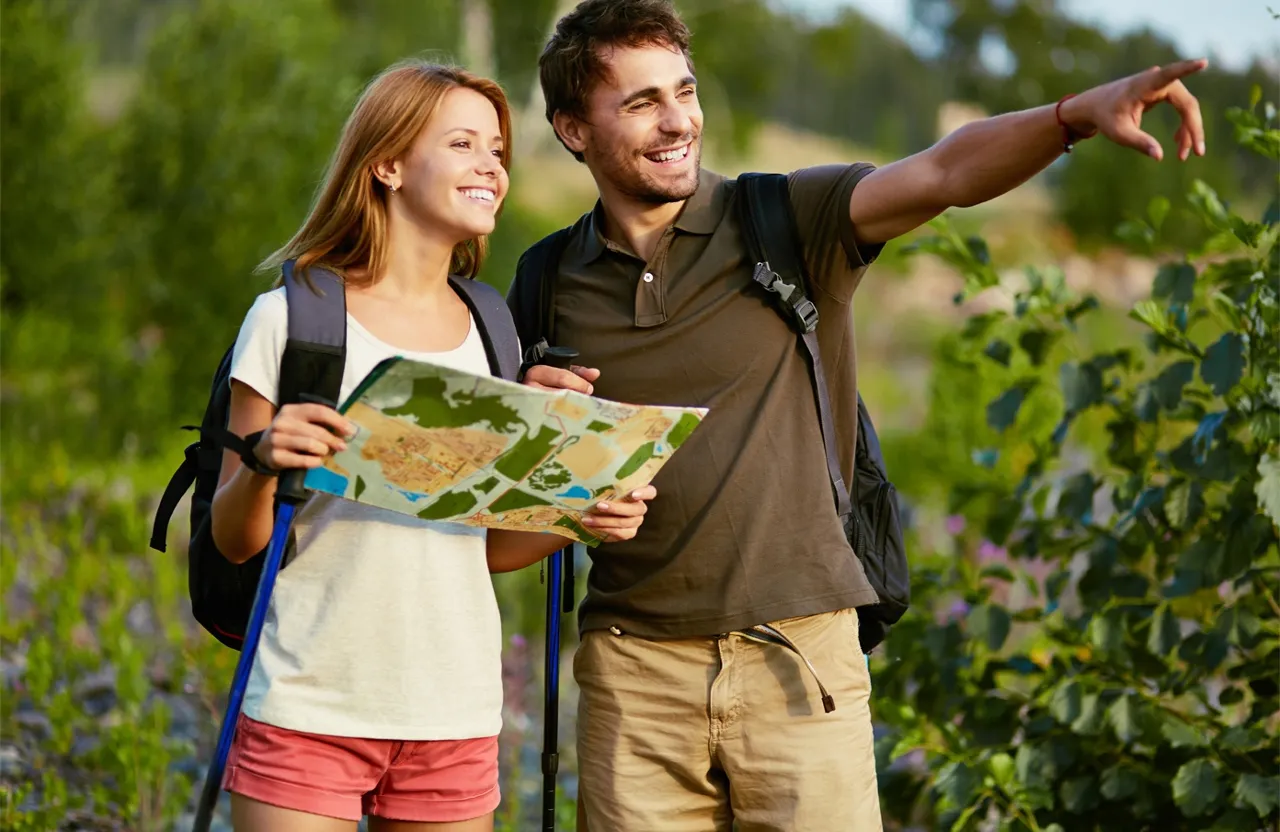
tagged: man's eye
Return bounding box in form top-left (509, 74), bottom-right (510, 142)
top-left (679, 88), bottom-right (695, 98)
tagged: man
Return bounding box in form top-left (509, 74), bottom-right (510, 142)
top-left (515, 1), bottom-right (1205, 829)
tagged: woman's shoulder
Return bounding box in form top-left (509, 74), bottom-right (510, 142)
top-left (241, 286), bottom-right (289, 328)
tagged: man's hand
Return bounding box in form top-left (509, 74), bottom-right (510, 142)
top-left (1061, 59), bottom-right (1208, 161)
top-left (522, 363), bottom-right (601, 395)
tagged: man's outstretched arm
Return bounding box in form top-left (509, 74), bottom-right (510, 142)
top-left (848, 59), bottom-right (1208, 246)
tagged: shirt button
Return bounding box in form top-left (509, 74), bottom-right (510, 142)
top-left (642, 272), bottom-right (654, 283)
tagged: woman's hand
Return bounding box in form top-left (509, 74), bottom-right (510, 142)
top-left (252, 403), bottom-right (356, 472)
top-left (581, 485), bottom-right (658, 543)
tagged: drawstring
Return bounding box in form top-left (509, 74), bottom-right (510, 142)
top-left (738, 624), bottom-right (836, 713)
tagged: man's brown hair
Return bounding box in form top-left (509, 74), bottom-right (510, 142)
top-left (539, 0), bottom-right (694, 162)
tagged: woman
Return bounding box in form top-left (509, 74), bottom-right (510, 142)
top-left (211, 61), bottom-right (654, 831)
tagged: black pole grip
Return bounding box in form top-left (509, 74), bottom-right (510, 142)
top-left (276, 469), bottom-right (310, 505)
top-left (540, 346), bottom-right (578, 370)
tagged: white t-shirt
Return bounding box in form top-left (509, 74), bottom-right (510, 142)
top-left (229, 287), bottom-right (503, 740)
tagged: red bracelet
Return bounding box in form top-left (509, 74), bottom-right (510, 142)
top-left (1056, 93), bottom-right (1081, 154)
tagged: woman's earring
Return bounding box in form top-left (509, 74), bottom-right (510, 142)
top-left (388, 183), bottom-right (398, 194)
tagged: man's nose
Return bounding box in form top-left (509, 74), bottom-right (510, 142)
top-left (659, 101), bottom-right (693, 137)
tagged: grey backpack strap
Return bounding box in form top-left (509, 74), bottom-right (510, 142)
top-left (449, 275), bottom-right (522, 381)
top-left (280, 259), bottom-right (347, 408)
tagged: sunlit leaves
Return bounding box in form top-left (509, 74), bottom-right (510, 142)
top-left (1173, 759), bottom-right (1222, 818)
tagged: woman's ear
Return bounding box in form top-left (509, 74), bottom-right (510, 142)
top-left (552, 111), bottom-right (589, 157)
top-left (371, 159), bottom-right (401, 191)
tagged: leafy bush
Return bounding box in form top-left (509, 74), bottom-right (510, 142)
top-left (873, 90), bottom-right (1279, 831)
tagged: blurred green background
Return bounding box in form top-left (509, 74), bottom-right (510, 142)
top-left (2, 1), bottom-right (1277, 830)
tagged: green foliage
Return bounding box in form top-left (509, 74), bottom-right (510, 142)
top-left (5, 1), bottom-right (1279, 828)
top-left (874, 94), bottom-right (1280, 830)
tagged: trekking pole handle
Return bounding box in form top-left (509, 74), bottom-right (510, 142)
top-left (540, 346), bottom-right (579, 371)
top-left (276, 392), bottom-right (339, 505)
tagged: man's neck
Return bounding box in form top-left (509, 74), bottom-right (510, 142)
top-left (596, 185), bottom-right (687, 263)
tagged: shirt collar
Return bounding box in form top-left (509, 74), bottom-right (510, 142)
top-left (564, 168), bottom-right (728, 268)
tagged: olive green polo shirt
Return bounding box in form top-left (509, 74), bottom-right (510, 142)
top-left (551, 165), bottom-right (882, 638)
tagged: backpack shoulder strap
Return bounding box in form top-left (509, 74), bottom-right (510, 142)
top-left (281, 258), bottom-right (347, 408)
top-left (507, 227), bottom-right (574, 374)
top-left (149, 260), bottom-right (347, 553)
top-left (449, 275), bottom-right (522, 381)
top-left (735, 172), bottom-right (851, 519)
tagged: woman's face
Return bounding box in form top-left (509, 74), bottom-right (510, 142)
top-left (392, 87), bottom-right (509, 243)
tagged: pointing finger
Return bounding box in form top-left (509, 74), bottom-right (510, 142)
top-left (1153, 59), bottom-right (1208, 88)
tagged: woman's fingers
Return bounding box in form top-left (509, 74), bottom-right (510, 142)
top-left (275, 431), bottom-right (344, 457)
top-left (581, 514), bottom-right (644, 542)
top-left (280, 420), bottom-right (349, 453)
top-left (281, 403), bottom-right (357, 438)
top-left (257, 447), bottom-right (328, 471)
top-left (248, 404), bottom-right (354, 473)
top-left (580, 484), bottom-right (659, 539)
top-left (589, 499), bottom-right (647, 518)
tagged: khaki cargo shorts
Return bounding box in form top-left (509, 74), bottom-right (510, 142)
top-left (574, 608), bottom-right (882, 831)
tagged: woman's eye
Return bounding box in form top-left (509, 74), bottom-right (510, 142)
top-left (453, 140), bottom-right (471, 149)
top-left (491, 149), bottom-right (503, 158)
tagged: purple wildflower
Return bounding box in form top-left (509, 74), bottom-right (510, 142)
top-left (977, 540), bottom-right (1009, 562)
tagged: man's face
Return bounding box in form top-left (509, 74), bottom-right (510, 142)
top-left (566, 44), bottom-right (703, 204)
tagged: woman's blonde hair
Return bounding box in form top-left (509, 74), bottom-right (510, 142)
top-left (261, 60), bottom-right (512, 285)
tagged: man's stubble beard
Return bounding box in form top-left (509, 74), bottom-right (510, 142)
top-left (598, 135), bottom-right (703, 205)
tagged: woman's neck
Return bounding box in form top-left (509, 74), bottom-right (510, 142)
top-left (364, 211), bottom-right (456, 300)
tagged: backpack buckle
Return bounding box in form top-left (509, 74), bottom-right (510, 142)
top-left (519, 338), bottom-right (551, 380)
top-left (752, 262), bottom-right (818, 334)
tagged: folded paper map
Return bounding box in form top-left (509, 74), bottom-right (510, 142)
top-left (303, 357), bottom-right (708, 545)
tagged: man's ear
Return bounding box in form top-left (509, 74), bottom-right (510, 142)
top-left (552, 111), bottom-right (589, 157)
top-left (371, 158), bottom-right (402, 190)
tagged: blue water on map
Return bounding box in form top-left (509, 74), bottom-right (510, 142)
top-left (304, 467), bottom-right (348, 496)
top-left (557, 485), bottom-right (591, 500)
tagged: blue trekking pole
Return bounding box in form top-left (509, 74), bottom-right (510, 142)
top-left (192, 465), bottom-right (311, 832)
top-left (539, 346), bottom-right (580, 831)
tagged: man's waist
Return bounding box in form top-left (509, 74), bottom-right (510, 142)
top-left (577, 584), bottom-right (880, 640)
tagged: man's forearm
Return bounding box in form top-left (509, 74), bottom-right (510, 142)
top-left (932, 100), bottom-right (1088, 209)
top-left (850, 100), bottom-right (1091, 244)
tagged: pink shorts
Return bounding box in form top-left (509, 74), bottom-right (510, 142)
top-left (222, 713), bottom-right (500, 822)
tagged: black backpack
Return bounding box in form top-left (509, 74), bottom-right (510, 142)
top-left (506, 173), bottom-right (910, 653)
top-left (150, 259), bottom-right (522, 649)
